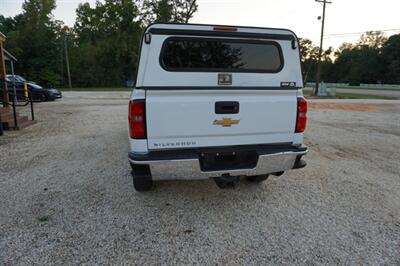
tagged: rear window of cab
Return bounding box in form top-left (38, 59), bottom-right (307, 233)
top-left (160, 37), bottom-right (284, 73)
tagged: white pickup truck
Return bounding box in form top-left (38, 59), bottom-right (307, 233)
top-left (128, 23), bottom-right (308, 191)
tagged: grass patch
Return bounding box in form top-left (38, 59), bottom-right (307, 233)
top-left (303, 90), bottom-right (396, 100)
top-left (305, 85), bottom-right (400, 91)
top-left (60, 87), bottom-right (130, 92)
top-left (335, 93), bottom-right (396, 100)
top-left (336, 86), bottom-right (400, 91)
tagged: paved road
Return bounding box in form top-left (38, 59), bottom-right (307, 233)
top-left (1, 93), bottom-right (399, 264)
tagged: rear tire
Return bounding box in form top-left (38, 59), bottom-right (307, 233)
top-left (131, 163), bottom-right (153, 191)
top-left (31, 93), bottom-right (46, 102)
top-left (246, 174), bottom-right (269, 182)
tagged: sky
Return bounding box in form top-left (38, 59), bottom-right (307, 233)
top-left (1, 0), bottom-right (400, 48)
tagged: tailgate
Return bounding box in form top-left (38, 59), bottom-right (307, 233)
top-left (146, 89), bottom-right (297, 150)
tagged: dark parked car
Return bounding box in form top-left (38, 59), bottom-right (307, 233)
top-left (0, 75), bottom-right (62, 102)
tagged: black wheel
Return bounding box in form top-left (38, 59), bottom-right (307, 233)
top-left (31, 93), bottom-right (46, 102)
top-left (245, 174), bottom-right (269, 182)
top-left (47, 95), bottom-right (55, 101)
top-left (41, 94), bottom-right (48, 102)
top-left (131, 163), bottom-right (153, 191)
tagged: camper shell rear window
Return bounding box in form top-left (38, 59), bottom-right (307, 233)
top-left (160, 37), bottom-right (284, 73)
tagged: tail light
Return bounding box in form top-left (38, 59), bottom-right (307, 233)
top-left (129, 100), bottom-right (146, 139)
top-left (295, 97), bottom-right (307, 133)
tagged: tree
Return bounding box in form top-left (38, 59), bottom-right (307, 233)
top-left (299, 38), bottom-right (333, 82)
top-left (0, 15), bottom-right (22, 33)
top-left (358, 31), bottom-right (387, 49)
top-left (332, 44), bottom-right (384, 84)
top-left (0, 15), bottom-right (24, 58)
top-left (72, 0), bottom-right (143, 87)
top-left (334, 42), bottom-right (353, 57)
top-left (381, 34), bottom-right (400, 84)
top-left (299, 38), bottom-right (319, 62)
top-left (1, 0), bottom-right (200, 88)
top-left (299, 38), bottom-right (318, 82)
top-left (329, 32), bottom-right (391, 84)
top-left (6, 1), bottom-right (397, 87)
top-left (1, 0), bottom-right (62, 86)
top-left (71, 0), bottom-right (198, 87)
top-left (141, 0), bottom-right (198, 24)
top-left (141, 0), bottom-right (173, 23)
top-left (173, 0), bottom-right (198, 23)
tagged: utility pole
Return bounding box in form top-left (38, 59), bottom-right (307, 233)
top-left (315, 0), bottom-right (331, 95)
top-left (64, 33), bottom-right (72, 89)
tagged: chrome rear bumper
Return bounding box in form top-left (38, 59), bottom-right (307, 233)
top-left (129, 145), bottom-right (307, 181)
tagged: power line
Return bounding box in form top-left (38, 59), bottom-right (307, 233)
top-left (267, 3), bottom-right (309, 23)
top-left (325, 29), bottom-right (400, 37)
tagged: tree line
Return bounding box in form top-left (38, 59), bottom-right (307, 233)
top-left (300, 32), bottom-right (400, 85)
top-left (1, 0), bottom-right (399, 88)
top-left (0, 0), bottom-right (198, 88)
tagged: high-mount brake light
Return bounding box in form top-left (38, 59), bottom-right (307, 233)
top-left (129, 100), bottom-right (146, 139)
top-left (213, 26), bottom-right (238, 32)
top-left (295, 97), bottom-right (308, 133)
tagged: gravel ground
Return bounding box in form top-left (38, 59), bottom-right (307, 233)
top-left (1, 92), bottom-right (399, 265)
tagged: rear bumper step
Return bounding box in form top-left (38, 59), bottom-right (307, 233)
top-left (129, 145), bottom-right (307, 181)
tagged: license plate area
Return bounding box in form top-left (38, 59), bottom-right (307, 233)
top-left (199, 150), bottom-right (258, 172)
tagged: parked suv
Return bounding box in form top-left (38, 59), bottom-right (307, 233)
top-left (128, 23), bottom-right (308, 191)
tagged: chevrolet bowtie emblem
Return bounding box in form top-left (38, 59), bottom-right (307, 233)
top-left (213, 117), bottom-right (240, 127)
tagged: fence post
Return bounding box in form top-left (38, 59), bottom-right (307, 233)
top-left (29, 93), bottom-right (34, 121)
top-left (10, 61), bottom-right (18, 129)
top-left (24, 82), bottom-right (28, 98)
top-left (0, 110), bottom-right (3, 136)
top-left (11, 93), bottom-right (18, 129)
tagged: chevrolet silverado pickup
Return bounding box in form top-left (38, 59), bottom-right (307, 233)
top-left (128, 23), bottom-right (308, 191)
